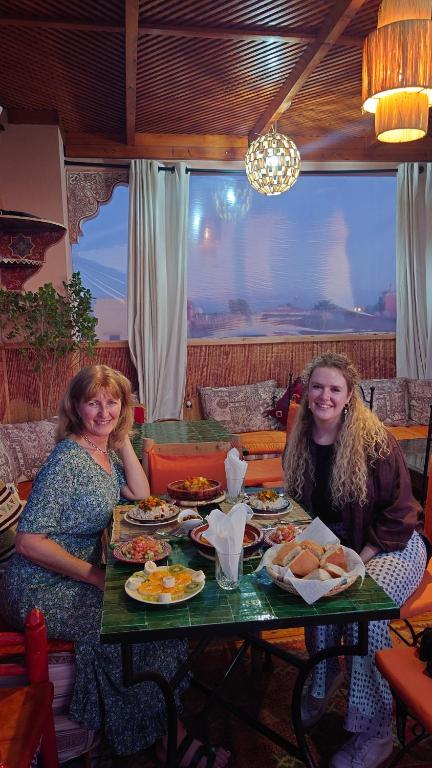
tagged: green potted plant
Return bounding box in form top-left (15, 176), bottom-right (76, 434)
top-left (0, 272), bottom-right (98, 418)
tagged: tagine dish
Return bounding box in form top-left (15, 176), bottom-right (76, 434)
top-left (167, 476), bottom-right (222, 502)
top-left (189, 521), bottom-right (263, 559)
top-left (126, 496), bottom-right (178, 524)
top-left (247, 489), bottom-right (292, 515)
top-left (113, 535), bottom-right (171, 564)
top-left (266, 538), bottom-right (360, 597)
top-left (125, 563), bottom-right (205, 604)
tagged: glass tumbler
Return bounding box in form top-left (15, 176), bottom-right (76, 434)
top-left (215, 548), bottom-right (243, 590)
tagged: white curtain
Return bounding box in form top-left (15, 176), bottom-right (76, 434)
top-left (396, 163), bottom-right (432, 378)
top-left (128, 160), bottom-right (189, 421)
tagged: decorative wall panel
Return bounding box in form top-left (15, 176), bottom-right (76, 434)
top-left (66, 168), bottom-right (129, 244)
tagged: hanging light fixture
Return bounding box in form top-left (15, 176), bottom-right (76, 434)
top-left (244, 125), bottom-right (301, 195)
top-left (362, 0), bottom-right (432, 143)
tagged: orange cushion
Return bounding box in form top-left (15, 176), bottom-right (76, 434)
top-left (16, 481), bottom-right (32, 501)
top-left (400, 559), bottom-right (432, 619)
top-left (240, 430), bottom-right (286, 456)
top-left (375, 646), bottom-right (432, 732)
top-left (0, 682), bottom-right (53, 767)
top-left (388, 425), bottom-right (429, 440)
top-left (244, 457), bottom-right (283, 487)
top-left (148, 451), bottom-right (227, 495)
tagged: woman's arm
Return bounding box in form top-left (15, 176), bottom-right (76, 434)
top-left (117, 435), bottom-right (150, 500)
top-left (15, 532), bottom-right (106, 590)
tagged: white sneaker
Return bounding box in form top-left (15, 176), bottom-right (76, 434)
top-left (301, 670), bottom-right (345, 729)
top-left (329, 733), bottom-right (393, 768)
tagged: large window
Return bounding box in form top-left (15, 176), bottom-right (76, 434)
top-left (187, 172), bottom-right (396, 338)
top-left (71, 185), bottom-right (128, 340)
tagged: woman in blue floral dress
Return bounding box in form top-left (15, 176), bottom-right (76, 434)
top-left (0, 365), bottom-right (230, 767)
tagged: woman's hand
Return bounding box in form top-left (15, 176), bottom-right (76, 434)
top-left (88, 565), bottom-right (106, 591)
top-left (359, 543), bottom-right (380, 564)
top-left (118, 435), bottom-right (150, 500)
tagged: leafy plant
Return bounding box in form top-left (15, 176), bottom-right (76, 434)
top-left (0, 272), bottom-right (98, 417)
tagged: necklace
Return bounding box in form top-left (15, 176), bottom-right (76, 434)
top-left (82, 433), bottom-right (110, 456)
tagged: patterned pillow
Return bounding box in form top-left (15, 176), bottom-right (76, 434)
top-left (406, 379), bottom-right (432, 424)
top-left (360, 378), bottom-right (409, 426)
top-left (199, 380), bottom-right (278, 434)
top-left (0, 418), bottom-right (57, 485)
top-left (0, 481), bottom-right (24, 576)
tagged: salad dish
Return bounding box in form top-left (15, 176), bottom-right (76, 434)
top-left (189, 521), bottom-right (263, 559)
top-left (167, 477), bottom-right (222, 502)
top-left (264, 523), bottom-right (298, 547)
top-left (113, 535), bottom-right (171, 564)
top-left (247, 490), bottom-right (292, 515)
top-left (125, 563), bottom-right (205, 604)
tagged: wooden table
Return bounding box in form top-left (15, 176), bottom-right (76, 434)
top-left (101, 507), bottom-right (399, 768)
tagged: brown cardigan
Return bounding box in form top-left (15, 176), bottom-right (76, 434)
top-left (298, 433), bottom-right (421, 554)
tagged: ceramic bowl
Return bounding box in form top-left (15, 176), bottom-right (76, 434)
top-left (167, 479), bottom-right (222, 502)
top-left (189, 522), bottom-right (263, 559)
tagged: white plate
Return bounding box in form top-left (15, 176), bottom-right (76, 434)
top-left (170, 492), bottom-right (226, 507)
top-left (252, 506), bottom-right (294, 520)
top-left (124, 566), bottom-right (205, 605)
top-left (124, 510), bottom-right (178, 527)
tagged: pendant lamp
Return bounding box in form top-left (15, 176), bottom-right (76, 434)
top-left (244, 126), bottom-right (301, 195)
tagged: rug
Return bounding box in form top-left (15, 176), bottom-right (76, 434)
top-left (91, 619), bottom-right (432, 768)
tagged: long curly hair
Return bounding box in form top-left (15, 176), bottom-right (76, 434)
top-left (56, 365), bottom-right (134, 449)
top-left (283, 352), bottom-right (390, 508)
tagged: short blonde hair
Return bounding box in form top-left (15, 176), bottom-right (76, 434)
top-left (57, 365), bottom-right (134, 449)
top-left (283, 352), bottom-right (390, 507)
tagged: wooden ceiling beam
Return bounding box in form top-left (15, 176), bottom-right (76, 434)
top-left (65, 131), bottom-right (432, 163)
top-left (0, 16), bottom-right (363, 47)
top-left (138, 23), bottom-right (364, 48)
top-left (250, 0), bottom-right (368, 140)
top-left (0, 17), bottom-right (123, 33)
top-left (125, 0), bottom-right (139, 146)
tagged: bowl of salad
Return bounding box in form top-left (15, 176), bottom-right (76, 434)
top-left (113, 535), bottom-right (172, 564)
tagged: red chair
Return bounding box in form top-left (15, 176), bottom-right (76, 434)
top-left (0, 608), bottom-right (59, 768)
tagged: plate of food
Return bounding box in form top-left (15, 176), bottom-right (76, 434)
top-left (113, 535), bottom-right (172, 564)
top-left (125, 563), bottom-right (205, 604)
top-left (189, 522), bottom-right (263, 560)
top-left (265, 539), bottom-right (361, 598)
top-left (263, 523), bottom-right (299, 548)
top-left (125, 497), bottom-right (179, 526)
top-left (247, 490), bottom-right (292, 516)
top-left (167, 477), bottom-right (222, 502)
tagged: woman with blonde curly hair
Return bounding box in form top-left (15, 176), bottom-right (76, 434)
top-left (283, 353), bottom-right (427, 768)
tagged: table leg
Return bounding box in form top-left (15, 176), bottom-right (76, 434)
top-left (120, 644), bottom-right (178, 768)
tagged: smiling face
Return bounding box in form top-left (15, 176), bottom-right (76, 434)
top-left (76, 388), bottom-right (122, 441)
top-left (308, 366), bottom-right (352, 428)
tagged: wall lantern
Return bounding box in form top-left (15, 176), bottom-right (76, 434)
top-left (362, 0), bottom-right (432, 143)
top-left (244, 126), bottom-right (301, 195)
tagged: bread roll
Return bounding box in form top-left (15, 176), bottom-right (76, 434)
top-left (300, 539), bottom-right (325, 558)
top-left (273, 540), bottom-right (300, 566)
top-left (323, 562), bottom-right (346, 578)
top-left (320, 545), bottom-right (347, 571)
top-left (289, 549), bottom-right (320, 577)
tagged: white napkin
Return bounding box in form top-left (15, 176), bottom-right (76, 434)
top-left (224, 447), bottom-right (248, 499)
top-left (256, 517), bottom-right (366, 604)
top-left (205, 502), bottom-right (249, 581)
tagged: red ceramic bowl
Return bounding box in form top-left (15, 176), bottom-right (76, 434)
top-left (189, 522), bottom-right (264, 559)
top-left (167, 479), bottom-right (222, 502)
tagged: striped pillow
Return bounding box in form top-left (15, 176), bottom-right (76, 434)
top-left (0, 481), bottom-right (24, 575)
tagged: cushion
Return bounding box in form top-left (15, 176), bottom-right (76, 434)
top-left (0, 419), bottom-right (57, 485)
top-left (240, 430), bottom-right (286, 461)
top-left (265, 377), bottom-right (304, 428)
top-left (407, 379), bottom-right (432, 424)
top-left (0, 481), bottom-right (24, 577)
top-left (360, 378), bottom-right (409, 426)
top-left (199, 380), bottom-right (277, 434)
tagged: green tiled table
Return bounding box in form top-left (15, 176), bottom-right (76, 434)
top-left (101, 536), bottom-right (399, 767)
top-left (131, 419), bottom-right (233, 458)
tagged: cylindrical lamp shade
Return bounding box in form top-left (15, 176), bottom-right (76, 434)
top-left (362, 20), bottom-right (432, 113)
top-left (245, 131), bottom-right (301, 196)
top-left (376, 91), bottom-right (429, 141)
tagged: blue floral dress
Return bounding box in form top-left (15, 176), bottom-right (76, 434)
top-left (0, 440), bottom-right (188, 756)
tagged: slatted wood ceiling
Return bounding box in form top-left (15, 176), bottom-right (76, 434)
top-left (0, 0), bottom-right (431, 162)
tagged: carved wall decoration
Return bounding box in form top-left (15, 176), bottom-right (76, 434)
top-left (0, 212), bottom-right (66, 290)
top-left (66, 168), bottom-right (129, 244)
